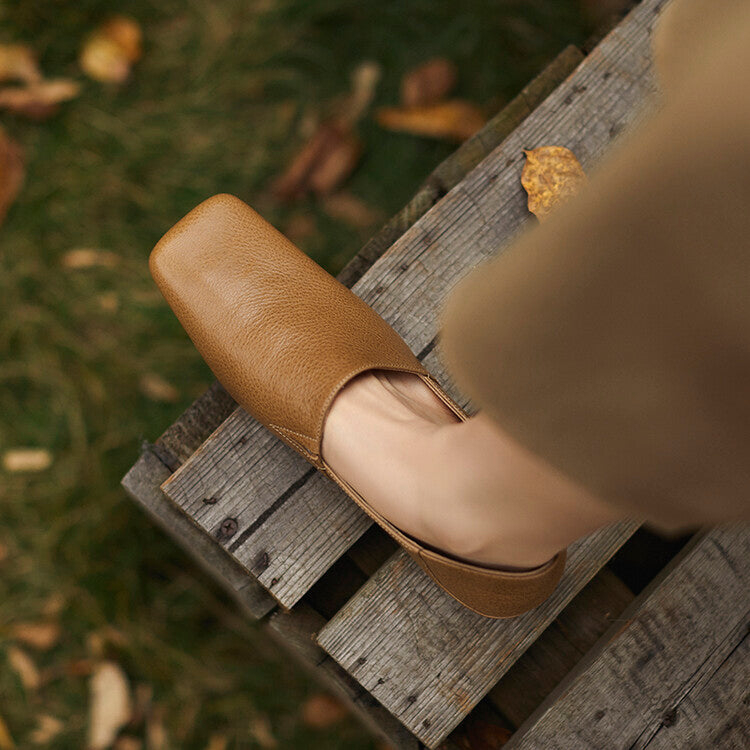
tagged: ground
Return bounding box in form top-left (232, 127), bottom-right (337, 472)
top-left (0, 1), bottom-right (592, 747)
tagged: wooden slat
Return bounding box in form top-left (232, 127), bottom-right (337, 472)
top-left (315, 520), bottom-right (639, 748)
top-left (121, 450), bottom-right (274, 619)
top-left (160, 0), bottom-right (667, 613)
top-left (506, 525), bottom-right (750, 749)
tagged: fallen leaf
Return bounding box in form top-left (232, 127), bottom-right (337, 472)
top-left (376, 99), bottom-right (485, 141)
top-left (0, 128), bottom-right (24, 225)
top-left (10, 621), bottom-right (60, 650)
top-left (113, 737), bottom-right (142, 750)
top-left (61, 248), bottom-right (119, 269)
top-left (87, 661), bottom-right (132, 750)
top-left (29, 715), bottom-right (64, 745)
top-left (0, 713), bottom-right (15, 750)
top-left (520, 145), bottom-right (587, 222)
top-left (2, 448), bottom-right (52, 473)
top-left (335, 60), bottom-right (381, 126)
top-left (270, 121), bottom-right (361, 201)
top-left (300, 692), bottom-right (348, 729)
top-left (8, 646), bottom-right (40, 691)
top-left (322, 191), bottom-right (382, 228)
top-left (0, 44), bottom-right (41, 84)
top-left (80, 17), bottom-right (142, 84)
top-left (401, 58), bottom-right (457, 107)
top-left (204, 735), bottom-right (227, 750)
top-left (139, 373), bottom-right (179, 403)
top-left (248, 714), bottom-right (277, 748)
top-left (145, 705), bottom-right (166, 750)
top-left (0, 79), bottom-right (80, 119)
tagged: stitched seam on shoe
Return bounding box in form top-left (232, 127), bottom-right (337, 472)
top-left (268, 423), bottom-right (320, 462)
top-left (269, 423), bottom-right (316, 444)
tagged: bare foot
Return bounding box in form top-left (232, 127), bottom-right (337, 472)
top-left (320, 370), bottom-right (626, 570)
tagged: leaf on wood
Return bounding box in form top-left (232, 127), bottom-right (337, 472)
top-left (10, 621), bottom-right (60, 651)
top-left (376, 99), bottom-right (485, 142)
top-left (8, 646), bottom-right (40, 691)
top-left (0, 713), bottom-right (15, 750)
top-left (401, 58), bottom-right (457, 107)
top-left (87, 662), bottom-right (132, 750)
top-left (61, 248), bottom-right (119, 269)
top-left (29, 714), bottom-right (64, 745)
top-left (321, 191), bottom-right (382, 228)
top-left (2, 448), bottom-right (52, 473)
top-left (520, 145), bottom-right (587, 222)
top-left (80, 16), bottom-right (142, 84)
top-left (248, 714), bottom-right (277, 749)
top-left (300, 693), bottom-right (348, 729)
top-left (0, 79), bottom-right (80, 119)
top-left (139, 373), bottom-right (179, 403)
top-left (0, 128), bottom-right (24, 225)
top-left (0, 44), bottom-right (42, 85)
top-left (270, 121), bottom-right (362, 201)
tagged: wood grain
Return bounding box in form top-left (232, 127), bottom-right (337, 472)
top-left (506, 525), bottom-right (750, 750)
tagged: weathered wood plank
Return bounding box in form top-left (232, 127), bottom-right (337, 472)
top-left (121, 450), bottom-right (274, 618)
top-left (265, 603), bottom-right (425, 750)
top-left (506, 525), bottom-right (750, 750)
top-left (488, 567), bottom-right (634, 728)
top-left (160, 0), bottom-right (666, 615)
top-left (315, 520), bottom-right (639, 747)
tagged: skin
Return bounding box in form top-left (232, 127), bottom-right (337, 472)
top-left (320, 370), bottom-right (627, 570)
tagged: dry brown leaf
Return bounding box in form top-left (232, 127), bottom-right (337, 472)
top-left (401, 58), bottom-right (457, 107)
top-left (88, 661), bottom-right (132, 750)
top-left (376, 99), bottom-right (485, 142)
top-left (0, 79), bottom-right (80, 119)
top-left (10, 621), bottom-right (60, 651)
top-left (139, 373), bottom-right (179, 403)
top-left (0, 714), bottom-right (15, 750)
top-left (113, 737), bottom-right (142, 750)
top-left (300, 693), bottom-right (348, 729)
top-left (321, 191), bottom-right (382, 228)
top-left (204, 735), bottom-right (228, 750)
top-left (80, 17), bottom-right (142, 84)
top-left (248, 714), bottom-right (277, 749)
top-left (8, 646), bottom-right (40, 691)
top-left (270, 121), bottom-right (361, 201)
top-left (145, 705), bottom-right (167, 750)
top-left (0, 128), bottom-right (24, 225)
top-left (29, 714), bottom-right (64, 745)
top-left (2, 448), bottom-right (52, 473)
top-left (61, 248), bottom-right (119, 269)
top-left (521, 145), bottom-right (587, 222)
top-left (0, 45), bottom-right (41, 84)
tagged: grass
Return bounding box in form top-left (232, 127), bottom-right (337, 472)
top-left (0, 0), bottom-right (592, 747)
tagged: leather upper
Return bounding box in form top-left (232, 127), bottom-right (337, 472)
top-left (149, 193), bottom-right (431, 465)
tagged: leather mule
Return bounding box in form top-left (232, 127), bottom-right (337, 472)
top-left (149, 193), bottom-right (566, 618)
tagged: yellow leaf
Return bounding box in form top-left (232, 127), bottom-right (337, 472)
top-left (2, 448), bottom-right (52, 473)
top-left (10, 621), bottom-right (60, 651)
top-left (29, 714), bottom-right (64, 745)
top-left (376, 99), bottom-right (485, 142)
top-left (8, 646), bottom-right (40, 691)
top-left (0, 713), bottom-right (15, 749)
top-left (520, 145), bottom-right (587, 222)
top-left (88, 662), bottom-right (132, 750)
top-left (80, 17), bottom-right (142, 84)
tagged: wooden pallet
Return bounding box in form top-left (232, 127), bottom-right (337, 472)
top-left (122, 1), bottom-right (750, 746)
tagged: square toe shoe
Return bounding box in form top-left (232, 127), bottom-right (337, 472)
top-left (149, 193), bottom-right (566, 618)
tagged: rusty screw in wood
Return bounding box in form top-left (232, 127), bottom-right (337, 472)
top-left (218, 517), bottom-right (238, 539)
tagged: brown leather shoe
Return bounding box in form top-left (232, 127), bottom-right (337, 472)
top-left (149, 194), bottom-right (566, 618)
